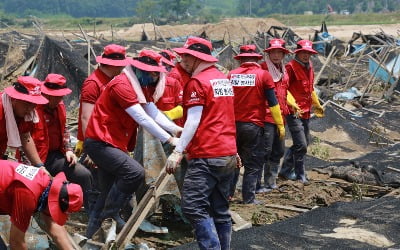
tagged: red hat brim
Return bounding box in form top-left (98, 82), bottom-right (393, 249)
top-left (41, 86), bottom-right (72, 97)
top-left (96, 56), bottom-right (131, 66)
top-left (294, 48), bottom-right (318, 54)
top-left (264, 47), bottom-right (291, 54)
top-left (161, 57), bottom-right (175, 67)
top-left (173, 48), bottom-right (218, 62)
top-left (4, 87), bottom-right (48, 105)
top-left (233, 53), bottom-right (263, 60)
top-left (48, 172), bottom-right (68, 225)
top-left (130, 58), bottom-right (167, 72)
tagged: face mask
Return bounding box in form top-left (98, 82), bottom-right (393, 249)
top-left (133, 67), bottom-right (159, 87)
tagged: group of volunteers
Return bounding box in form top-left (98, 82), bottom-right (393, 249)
top-left (0, 35), bottom-right (324, 250)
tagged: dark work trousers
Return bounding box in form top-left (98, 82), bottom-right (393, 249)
top-left (84, 138), bottom-right (145, 221)
top-left (45, 150), bottom-right (93, 211)
top-left (281, 115), bottom-right (311, 179)
top-left (257, 122), bottom-right (285, 189)
top-left (182, 156), bottom-right (235, 224)
top-left (231, 122), bottom-right (264, 204)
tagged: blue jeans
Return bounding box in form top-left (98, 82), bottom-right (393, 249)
top-left (182, 156), bottom-right (235, 224)
top-left (257, 122), bottom-right (285, 188)
top-left (281, 115), bottom-right (310, 179)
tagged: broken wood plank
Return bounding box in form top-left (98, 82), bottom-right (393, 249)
top-left (386, 166), bottom-right (400, 174)
top-left (231, 211), bottom-right (252, 231)
top-left (314, 46), bottom-right (337, 86)
top-left (264, 204), bottom-right (310, 213)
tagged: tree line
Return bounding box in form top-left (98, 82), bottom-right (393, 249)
top-left (0, 0), bottom-right (399, 19)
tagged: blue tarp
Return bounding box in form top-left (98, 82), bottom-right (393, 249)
top-left (369, 52), bottom-right (400, 84)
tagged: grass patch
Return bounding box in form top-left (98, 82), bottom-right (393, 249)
top-left (309, 137), bottom-right (330, 160)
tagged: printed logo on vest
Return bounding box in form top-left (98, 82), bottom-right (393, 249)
top-left (210, 79), bottom-right (234, 97)
top-left (15, 164), bottom-right (40, 181)
top-left (230, 74), bottom-right (256, 87)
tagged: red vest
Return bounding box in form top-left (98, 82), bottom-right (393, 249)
top-left (77, 68), bottom-right (112, 141)
top-left (183, 67), bottom-right (237, 159)
top-left (229, 63), bottom-right (274, 127)
top-left (156, 76), bottom-right (184, 126)
top-left (85, 73), bottom-right (139, 152)
top-left (0, 160), bottom-right (50, 211)
top-left (31, 103), bottom-right (67, 162)
top-left (169, 63), bottom-right (191, 88)
top-left (260, 62), bottom-right (290, 124)
top-left (285, 60), bottom-right (314, 119)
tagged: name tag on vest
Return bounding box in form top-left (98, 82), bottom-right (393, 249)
top-left (15, 164), bottom-right (40, 181)
top-left (210, 79), bottom-right (234, 97)
top-left (230, 74), bottom-right (256, 87)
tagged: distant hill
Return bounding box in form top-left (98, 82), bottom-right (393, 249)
top-left (0, 0), bottom-right (399, 18)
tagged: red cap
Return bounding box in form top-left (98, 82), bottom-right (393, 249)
top-left (4, 76), bottom-right (48, 104)
top-left (96, 44), bottom-right (130, 66)
top-left (264, 38), bottom-right (291, 54)
top-left (173, 37), bottom-right (218, 62)
top-left (130, 50), bottom-right (167, 72)
top-left (159, 50), bottom-right (175, 67)
top-left (234, 44), bottom-right (263, 60)
top-left (294, 40), bottom-right (318, 54)
top-left (48, 172), bottom-right (83, 225)
top-left (41, 74), bottom-right (72, 96)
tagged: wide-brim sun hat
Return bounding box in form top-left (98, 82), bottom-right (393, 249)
top-left (293, 39), bottom-right (318, 54)
top-left (96, 44), bottom-right (131, 66)
top-left (130, 50), bottom-right (167, 72)
top-left (4, 76), bottom-right (48, 105)
top-left (173, 37), bottom-right (218, 62)
top-left (48, 172), bottom-right (83, 225)
top-left (234, 44), bottom-right (263, 60)
top-left (264, 38), bottom-right (291, 54)
top-left (41, 73), bottom-right (72, 96)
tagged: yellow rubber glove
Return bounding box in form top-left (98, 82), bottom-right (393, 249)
top-left (269, 104), bottom-right (285, 140)
top-left (287, 91), bottom-right (303, 118)
top-left (163, 105), bottom-right (183, 120)
top-left (74, 140), bottom-right (84, 157)
top-left (311, 91), bottom-right (324, 118)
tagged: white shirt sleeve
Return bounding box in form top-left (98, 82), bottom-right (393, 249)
top-left (142, 102), bottom-right (182, 135)
top-left (125, 104), bottom-right (171, 143)
top-left (175, 105), bottom-right (203, 153)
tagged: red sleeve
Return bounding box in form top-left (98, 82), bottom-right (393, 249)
top-left (109, 80), bottom-right (139, 110)
top-left (262, 70), bottom-right (275, 90)
top-left (17, 119), bottom-right (33, 134)
top-left (81, 80), bottom-right (101, 104)
top-left (8, 182), bottom-right (36, 232)
top-left (285, 64), bottom-right (296, 85)
top-left (183, 79), bottom-right (206, 108)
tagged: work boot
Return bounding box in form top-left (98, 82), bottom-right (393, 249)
top-left (265, 163), bottom-right (279, 189)
top-left (280, 149), bottom-right (296, 180)
top-left (294, 162), bottom-right (309, 185)
top-left (215, 221), bottom-right (232, 250)
top-left (101, 184), bottom-right (132, 233)
top-left (86, 193), bottom-right (106, 238)
top-left (193, 218), bottom-right (221, 250)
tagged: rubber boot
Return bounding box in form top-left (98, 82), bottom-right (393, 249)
top-left (265, 163), bottom-right (279, 189)
top-left (279, 149), bottom-right (296, 180)
top-left (294, 161), bottom-right (309, 185)
top-left (215, 221), bottom-right (232, 250)
top-left (193, 218), bottom-right (221, 250)
top-left (86, 193), bottom-right (106, 238)
top-left (101, 184), bottom-right (132, 233)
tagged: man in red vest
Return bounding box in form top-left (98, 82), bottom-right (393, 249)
top-left (228, 44), bottom-right (285, 204)
top-left (84, 50), bottom-right (181, 238)
top-left (0, 160), bottom-right (83, 249)
top-left (167, 37), bottom-right (238, 250)
top-left (30, 73), bottom-right (93, 214)
top-left (280, 40), bottom-right (324, 184)
top-left (75, 44), bottom-right (130, 157)
top-left (0, 76), bottom-right (48, 166)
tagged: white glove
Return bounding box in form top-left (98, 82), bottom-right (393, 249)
top-left (167, 137), bottom-right (179, 147)
top-left (166, 150), bottom-right (183, 174)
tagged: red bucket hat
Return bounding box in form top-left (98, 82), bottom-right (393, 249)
top-left (234, 44), bottom-right (263, 60)
top-left (130, 50), bottom-right (167, 72)
top-left (4, 76), bottom-right (48, 105)
top-left (159, 50), bottom-right (175, 67)
top-left (96, 44), bottom-right (130, 66)
top-left (264, 38), bottom-right (291, 54)
top-left (294, 40), bottom-right (318, 54)
top-left (48, 172), bottom-right (83, 225)
top-left (41, 74), bottom-right (72, 97)
top-left (173, 37), bottom-right (218, 62)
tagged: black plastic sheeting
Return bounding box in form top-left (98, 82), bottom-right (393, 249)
top-left (174, 195), bottom-right (400, 249)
